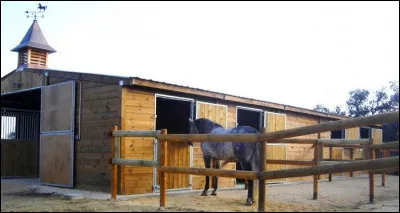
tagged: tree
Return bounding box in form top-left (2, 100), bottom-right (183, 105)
top-left (314, 104), bottom-right (330, 114)
top-left (313, 80), bottom-right (398, 143)
top-left (334, 106), bottom-right (346, 116)
top-left (313, 104), bottom-right (346, 116)
top-left (389, 81), bottom-right (399, 111)
top-left (346, 89), bottom-right (371, 117)
top-left (369, 87), bottom-right (391, 115)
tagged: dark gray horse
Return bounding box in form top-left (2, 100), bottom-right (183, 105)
top-left (188, 118), bottom-right (260, 206)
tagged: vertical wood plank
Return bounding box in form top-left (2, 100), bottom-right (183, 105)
top-left (160, 129), bottom-right (168, 207)
top-left (111, 126), bottom-right (118, 201)
top-left (350, 148), bottom-right (354, 177)
top-left (328, 146), bottom-right (333, 181)
top-left (382, 149), bottom-right (387, 186)
top-left (368, 139), bottom-right (374, 203)
top-left (313, 130), bottom-right (322, 200)
top-left (120, 87), bottom-right (127, 194)
top-left (258, 128), bottom-right (267, 212)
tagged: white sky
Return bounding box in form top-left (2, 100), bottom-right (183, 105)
top-left (1, 1), bottom-right (399, 110)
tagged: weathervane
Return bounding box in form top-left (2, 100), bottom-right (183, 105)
top-left (25, 3), bottom-right (48, 21)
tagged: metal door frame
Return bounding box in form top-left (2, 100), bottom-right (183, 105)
top-left (235, 105), bottom-right (264, 130)
top-left (153, 93), bottom-right (194, 192)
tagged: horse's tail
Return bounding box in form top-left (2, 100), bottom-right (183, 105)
top-left (252, 129), bottom-right (261, 172)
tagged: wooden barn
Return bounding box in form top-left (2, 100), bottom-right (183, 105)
top-left (1, 20), bottom-right (383, 195)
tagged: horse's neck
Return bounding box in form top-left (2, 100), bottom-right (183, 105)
top-left (201, 121), bottom-right (219, 134)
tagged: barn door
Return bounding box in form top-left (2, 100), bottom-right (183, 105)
top-left (192, 101), bottom-right (234, 189)
top-left (154, 95), bottom-right (193, 191)
top-left (40, 81), bottom-right (75, 188)
top-left (345, 127), bottom-right (360, 177)
top-left (264, 112), bottom-right (287, 183)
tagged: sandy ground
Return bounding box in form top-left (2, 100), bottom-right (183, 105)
top-left (1, 175), bottom-right (399, 212)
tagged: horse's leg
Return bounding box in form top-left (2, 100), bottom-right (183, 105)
top-left (211, 160), bottom-right (220, 196)
top-left (239, 161), bottom-right (248, 190)
top-left (202, 156), bottom-right (211, 196)
top-left (245, 161), bottom-right (256, 206)
top-left (246, 179), bottom-right (254, 206)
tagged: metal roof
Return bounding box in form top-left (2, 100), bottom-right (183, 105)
top-left (3, 68), bottom-right (348, 120)
top-left (11, 20), bottom-right (56, 53)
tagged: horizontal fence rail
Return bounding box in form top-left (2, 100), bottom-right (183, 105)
top-left (317, 139), bottom-right (371, 145)
top-left (157, 166), bottom-right (259, 180)
top-left (112, 159), bottom-right (159, 167)
top-left (113, 130), bottom-right (161, 137)
top-left (266, 159), bottom-right (314, 166)
top-left (371, 141), bottom-right (399, 150)
top-left (266, 139), bottom-right (316, 144)
top-left (260, 157), bottom-right (399, 180)
top-left (155, 111), bottom-right (398, 142)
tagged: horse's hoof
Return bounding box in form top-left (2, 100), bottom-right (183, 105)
top-left (211, 192), bottom-right (217, 196)
top-left (245, 199), bottom-right (254, 206)
top-left (201, 192), bottom-right (208, 196)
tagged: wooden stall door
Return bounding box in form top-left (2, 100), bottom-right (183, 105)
top-left (155, 97), bottom-right (193, 190)
top-left (192, 102), bottom-right (233, 189)
top-left (265, 112), bottom-right (287, 183)
top-left (40, 81), bottom-right (75, 188)
top-left (345, 127), bottom-right (360, 177)
top-left (166, 142), bottom-right (190, 189)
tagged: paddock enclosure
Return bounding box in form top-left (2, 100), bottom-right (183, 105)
top-left (1, 68), bottom-right (385, 196)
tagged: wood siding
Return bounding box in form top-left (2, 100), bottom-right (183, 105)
top-left (285, 113), bottom-right (332, 182)
top-left (120, 88), bottom-right (154, 194)
top-left (1, 71), bottom-right (44, 94)
top-left (74, 81), bottom-right (121, 191)
top-left (1, 140), bottom-right (38, 178)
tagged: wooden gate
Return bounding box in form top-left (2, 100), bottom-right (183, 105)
top-left (265, 112), bottom-right (287, 183)
top-left (40, 81), bottom-right (75, 188)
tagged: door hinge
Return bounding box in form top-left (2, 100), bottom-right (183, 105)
top-left (153, 185), bottom-right (160, 191)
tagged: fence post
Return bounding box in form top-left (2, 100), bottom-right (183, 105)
top-left (160, 129), bottom-right (168, 208)
top-left (365, 139), bottom-right (374, 203)
top-left (258, 128), bottom-right (267, 212)
top-left (328, 145), bottom-right (333, 182)
top-left (382, 149), bottom-right (387, 186)
top-left (350, 148), bottom-right (354, 177)
top-left (111, 126), bottom-right (118, 201)
top-left (313, 141), bottom-right (322, 200)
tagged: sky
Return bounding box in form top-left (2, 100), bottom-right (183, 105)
top-left (1, 1), bottom-right (399, 111)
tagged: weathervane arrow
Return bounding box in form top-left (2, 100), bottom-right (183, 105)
top-left (25, 3), bottom-right (47, 21)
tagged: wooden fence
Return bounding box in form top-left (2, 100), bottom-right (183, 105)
top-left (110, 111), bottom-right (399, 212)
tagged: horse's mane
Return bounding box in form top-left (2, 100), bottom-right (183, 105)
top-left (195, 118), bottom-right (223, 133)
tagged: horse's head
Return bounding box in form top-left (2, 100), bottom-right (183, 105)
top-left (188, 118), bottom-right (198, 146)
top-left (188, 118), bottom-right (224, 146)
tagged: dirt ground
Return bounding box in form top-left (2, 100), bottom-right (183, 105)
top-left (1, 175), bottom-right (399, 212)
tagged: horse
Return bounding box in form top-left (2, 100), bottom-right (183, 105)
top-left (38, 3), bottom-right (47, 12)
top-left (188, 118), bottom-right (260, 206)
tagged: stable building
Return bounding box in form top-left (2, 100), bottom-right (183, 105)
top-left (1, 20), bottom-right (383, 195)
